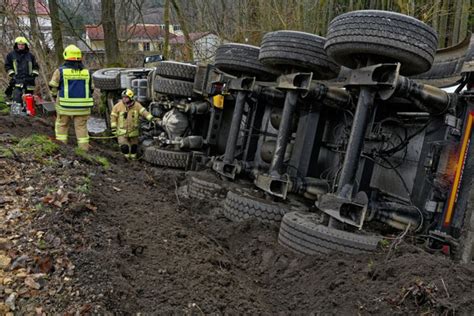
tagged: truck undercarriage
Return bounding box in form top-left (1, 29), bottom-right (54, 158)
top-left (93, 10), bottom-right (474, 262)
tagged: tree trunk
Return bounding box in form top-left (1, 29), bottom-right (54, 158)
top-left (163, 0), bottom-right (170, 59)
top-left (438, 0), bottom-right (450, 48)
top-left (452, 0), bottom-right (463, 44)
top-left (458, 0), bottom-right (470, 43)
top-left (27, 0), bottom-right (44, 44)
top-left (27, 0), bottom-right (51, 98)
top-left (101, 0), bottom-right (121, 66)
top-left (48, 0), bottom-right (64, 66)
top-left (170, 0), bottom-right (193, 61)
top-left (432, 0), bottom-right (441, 31)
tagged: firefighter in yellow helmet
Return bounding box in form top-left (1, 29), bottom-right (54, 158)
top-left (4, 37), bottom-right (40, 103)
top-left (49, 45), bottom-right (94, 151)
top-left (110, 89), bottom-right (155, 159)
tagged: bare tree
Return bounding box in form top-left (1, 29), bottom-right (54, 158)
top-left (101, 0), bottom-right (121, 66)
top-left (163, 0), bottom-right (170, 58)
top-left (27, 0), bottom-right (53, 98)
top-left (170, 0), bottom-right (193, 61)
top-left (48, 0), bottom-right (64, 66)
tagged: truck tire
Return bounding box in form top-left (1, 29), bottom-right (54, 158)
top-left (259, 30), bottom-right (340, 79)
top-left (324, 10), bottom-right (438, 76)
top-left (187, 172), bottom-right (227, 200)
top-left (155, 61), bottom-right (197, 82)
top-left (223, 189), bottom-right (299, 225)
top-left (215, 43), bottom-right (279, 80)
top-left (278, 211), bottom-right (382, 255)
top-left (143, 147), bottom-right (191, 169)
top-left (154, 77), bottom-right (195, 98)
top-left (92, 68), bottom-right (124, 90)
top-left (411, 33), bottom-right (474, 87)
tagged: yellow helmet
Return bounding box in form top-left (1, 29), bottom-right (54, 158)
top-left (15, 37), bottom-right (29, 45)
top-left (122, 89), bottom-right (135, 99)
top-left (63, 45), bottom-right (82, 61)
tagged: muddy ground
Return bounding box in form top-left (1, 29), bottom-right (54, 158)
top-left (1, 115), bottom-right (474, 315)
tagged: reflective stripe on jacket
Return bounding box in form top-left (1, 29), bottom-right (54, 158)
top-left (56, 67), bottom-right (94, 115)
top-left (110, 101), bottom-right (153, 137)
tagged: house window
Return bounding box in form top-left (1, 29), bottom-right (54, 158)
top-left (173, 25), bottom-right (181, 31)
top-left (143, 42), bottom-right (150, 51)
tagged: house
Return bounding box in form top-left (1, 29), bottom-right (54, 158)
top-left (169, 32), bottom-right (222, 63)
top-left (85, 24), bottom-right (176, 52)
top-left (2, 0), bottom-right (53, 46)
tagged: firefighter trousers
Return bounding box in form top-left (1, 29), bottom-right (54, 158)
top-left (55, 114), bottom-right (90, 151)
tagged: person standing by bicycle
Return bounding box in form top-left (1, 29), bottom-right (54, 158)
top-left (4, 37), bottom-right (39, 103)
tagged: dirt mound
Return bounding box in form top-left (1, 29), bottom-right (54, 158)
top-left (0, 116), bottom-right (55, 138)
top-left (1, 115), bottom-right (473, 314)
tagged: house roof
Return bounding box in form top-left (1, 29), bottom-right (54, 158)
top-left (169, 32), bottom-right (214, 45)
top-left (86, 24), bottom-right (177, 41)
top-left (5, 0), bottom-right (50, 16)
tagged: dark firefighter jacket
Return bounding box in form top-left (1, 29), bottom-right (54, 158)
top-left (4, 44), bottom-right (39, 85)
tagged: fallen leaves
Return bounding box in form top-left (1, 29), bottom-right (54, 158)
top-left (0, 144), bottom-right (99, 314)
top-left (24, 276), bottom-right (41, 290)
top-left (41, 188), bottom-right (98, 213)
top-left (6, 208), bottom-right (22, 221)
top-left (5, 292), bottom-right (17, 310)
top-left (0, 254), bottom-right (12, 269)
top-left (0, 196), bottom-right (14, 205)
top-left (42, 188), bottom-right (72, 208)
top-left (0, 238), bottom-right (13, 250)
top-left (34, 255), bottom-right (54, 274)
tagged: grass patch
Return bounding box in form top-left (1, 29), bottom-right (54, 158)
top-left (75, 148), bottom-right (110, 169)
top-left (0, 94), bottom-right (9, 115)
top-left (15, 134), bottom-right (59, 158)
top-left (76, 176), bottom-right (91, 194)
top-left (0, 146), bottom-right (14, 158)
top-left (0, 135), bottom-right (57, 159)
top-left (379, 238), bottom-right (390, 249)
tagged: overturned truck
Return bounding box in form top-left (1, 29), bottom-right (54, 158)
top-left (94, 10), bottom-right (474, 262)
top-left (189, 10), bottom-right (474, 262)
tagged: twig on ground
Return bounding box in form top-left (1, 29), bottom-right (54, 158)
top-left (385, 223), bottom-right (411, 262)
top-left (441, 278), bottom-right (450, 298)
top-left (191, 303), bottom-right (205, 316)
top-left (174, 178), bottom-right (181, 205)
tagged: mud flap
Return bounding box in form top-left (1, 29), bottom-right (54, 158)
top-left (316, 192), bottom-right (369, 229)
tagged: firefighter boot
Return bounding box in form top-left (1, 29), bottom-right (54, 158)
top-left (120, 144), bottom-right (131, 159)
top-left (130, 144), bottom-right (138, 160)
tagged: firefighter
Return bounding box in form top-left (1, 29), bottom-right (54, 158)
top-left (49, 45), bottom-right (93, 151)
top-left (4, 37), bottom-right (40, 103)
top-left (110, 89), bottom-right (155, 159)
